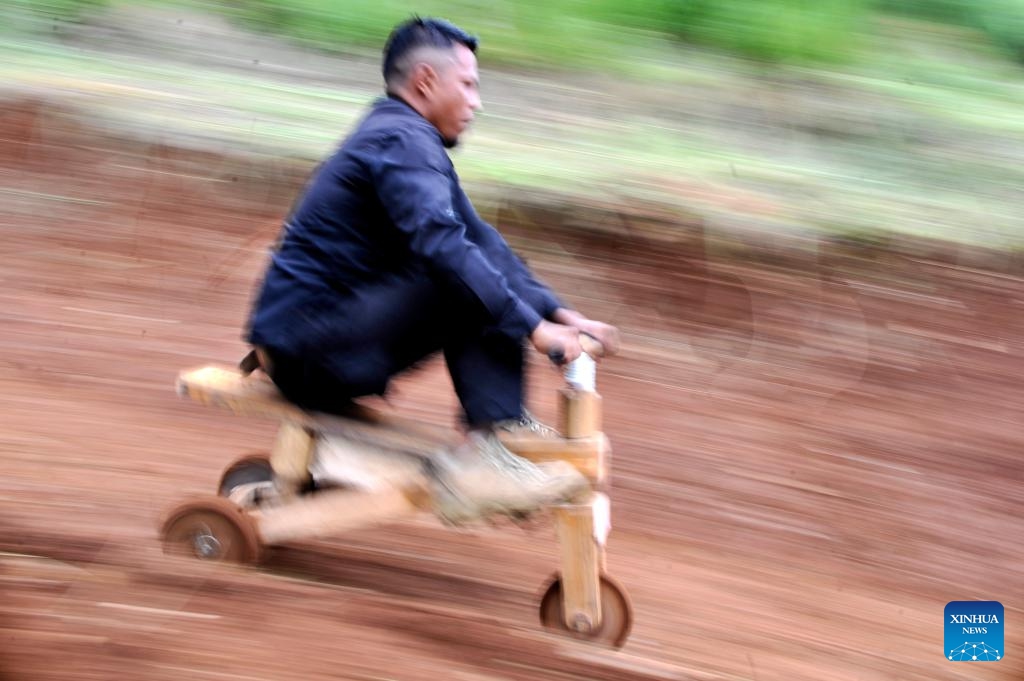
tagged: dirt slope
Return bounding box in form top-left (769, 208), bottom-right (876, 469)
top-left (0, 99), bottom-right (1021, 680)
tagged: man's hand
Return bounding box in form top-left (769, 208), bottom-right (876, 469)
top-left (551, 309), bottom-right (621, 356)
top-left (530, 320), bottom-right (582, 364)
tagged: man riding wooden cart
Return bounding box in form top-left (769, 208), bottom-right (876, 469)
top-left (161, 16), bottom-right (632, 647)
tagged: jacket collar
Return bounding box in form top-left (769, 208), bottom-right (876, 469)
top-left (377, 93), bottom-right (455, 148)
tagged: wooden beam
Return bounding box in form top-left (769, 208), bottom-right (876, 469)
top-left (253, 485), bottom-right (425, 545)
top-left (553, 495), bottom-right (605, 632)
top-left (500, 433), bottom-right (610, 487)
top-left (559, 388), bottom-right (602, 439)
top-left (269, 421), bottom-right (315, 494)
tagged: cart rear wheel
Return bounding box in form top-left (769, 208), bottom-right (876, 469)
top-left (218, 453), bottom-right (274, 501)
top-left (161, 496), bottom-right (262, 565)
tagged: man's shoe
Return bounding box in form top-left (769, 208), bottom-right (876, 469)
top-left (494, 409), bottom-right (561, 439)
top-left (430, 431), bottom-right (588, 525)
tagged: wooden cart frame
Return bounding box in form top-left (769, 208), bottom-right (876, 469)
top-left (163, 340), bottom-right (632, 646)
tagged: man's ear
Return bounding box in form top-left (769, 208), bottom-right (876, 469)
top-left (411, 62), bottom-right (438, 98)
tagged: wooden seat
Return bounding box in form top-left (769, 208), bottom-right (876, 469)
top-left (177, 365), bottom-right (305, 421)
top-left (176, 365), bottom-right (456, 458)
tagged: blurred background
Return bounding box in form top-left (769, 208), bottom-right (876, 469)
top-left (1, 1), bottom-right (1021, 680)
top-left (4, 0), bottom-right (1024, 247)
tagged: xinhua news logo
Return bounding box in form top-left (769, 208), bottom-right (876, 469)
top-left (945, 601), bottom-right (1003, 661)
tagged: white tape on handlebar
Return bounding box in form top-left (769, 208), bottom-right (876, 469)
top-left (565, 352), bottom-right (596, 392)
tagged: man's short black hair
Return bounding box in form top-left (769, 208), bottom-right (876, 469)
top-left (383, 17), bottom-right (478, 86)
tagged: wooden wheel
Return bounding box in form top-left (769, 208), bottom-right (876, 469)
top-left (538, 572), bottom-right (633, 647)
top-left (161, 496), bottom-right (262, 564)
top-left (217, 453), bottom-right (274, 502)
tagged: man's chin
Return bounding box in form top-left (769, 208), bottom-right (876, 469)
top-left (442, 134), bottom-right (460, 149)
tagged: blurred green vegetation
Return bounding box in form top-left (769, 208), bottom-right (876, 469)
top-left (3, 0), bottom-right (1023, 248)
top-left (204, 0), bottom-right (1024, 67)
top-left (8, 0), bottom-right (106, 19)
top-left (880, 0), bottom-right (1024, 61)
top-left (216, 0), bottom-right (1024, 67)
top-left (646, 0), bottom-right (873, 62)
top-left (8, 0), bottom-right (1024, 66)
top-left (221, 0), bottom-right (677, 70)
top-left (2, 0), bottom-right (106, 33)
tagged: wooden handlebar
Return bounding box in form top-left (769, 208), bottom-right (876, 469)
top-left (579, 332), bottom-right (605, 358)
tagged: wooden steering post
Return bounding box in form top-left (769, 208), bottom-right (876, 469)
top-left (507, 333), bottom-right (632, 645)
top-left (499, 335), bottom-right (610, 634)
top-left (553, 334), bottom-right (610, 634)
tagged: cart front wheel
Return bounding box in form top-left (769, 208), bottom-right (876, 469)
top-left (538, 572), bottom-right (633, 647)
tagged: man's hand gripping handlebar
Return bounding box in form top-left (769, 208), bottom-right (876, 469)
top-left (532, 321), bottom-right (614, 367)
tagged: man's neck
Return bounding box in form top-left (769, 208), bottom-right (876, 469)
top-left (383, 90), bottom-right (456, 148)
top-left (386, 90), bottom-right (425, 117)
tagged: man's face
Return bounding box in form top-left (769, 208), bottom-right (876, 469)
top-left (423, 43), bottom-right (481, 146)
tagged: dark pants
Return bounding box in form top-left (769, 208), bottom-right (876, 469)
top-left (262, 269), bottom-right (525, 427)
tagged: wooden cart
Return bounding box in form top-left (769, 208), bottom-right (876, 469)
top-left (162, 337), bottom-right (632, 647)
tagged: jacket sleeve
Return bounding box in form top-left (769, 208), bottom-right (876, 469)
top-left (368, 129), bottom-right (541, 339)
top-left (451, 185), bottom-right (565, 320)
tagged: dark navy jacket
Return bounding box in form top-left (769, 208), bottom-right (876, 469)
top-left (247, 96), bottom-right (562, 356)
